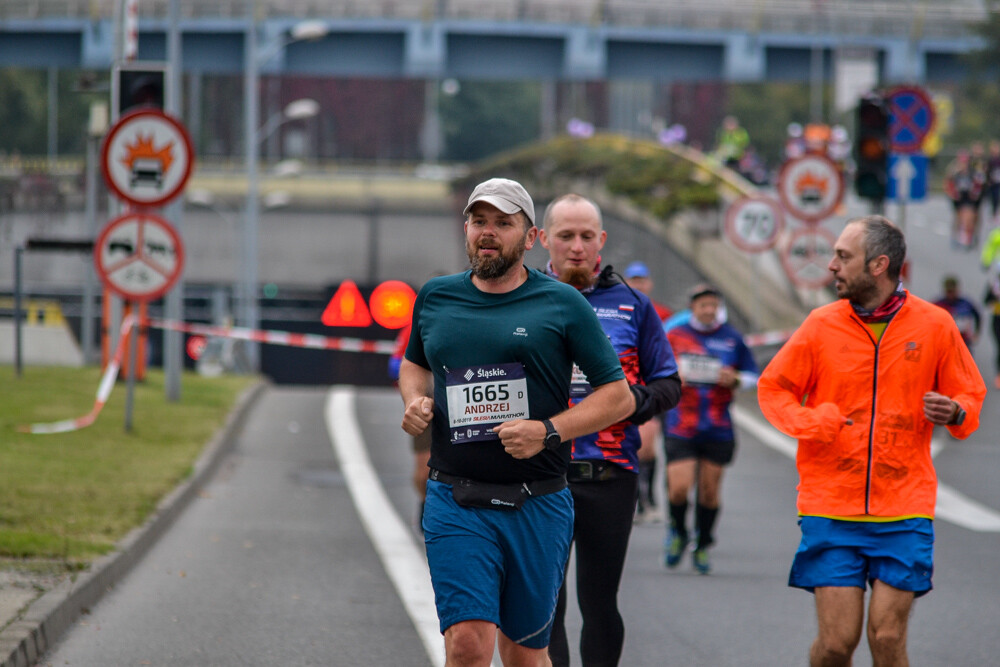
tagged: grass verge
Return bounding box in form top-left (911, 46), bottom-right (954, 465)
top-left (0, 366), bottom-right (256, 571)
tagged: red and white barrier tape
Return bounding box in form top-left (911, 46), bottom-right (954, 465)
top-left (23, 318), bottom-right (397, 434)
top-left (21, 316), bottom-right (793, 435)
top-left (20, 314), bottom-right (137, 434)
top-left (148, 319), bottom-right (399, 355)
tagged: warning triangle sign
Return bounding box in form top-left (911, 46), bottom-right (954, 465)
top-left (321, 280), bottom-right (372, 327)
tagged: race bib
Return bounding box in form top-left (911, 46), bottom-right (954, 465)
top-left (678, 353), bottom-right (723, 385)
top-left (953, 314), bottom-right (975, 337)
top-left (569, 363), bottom-right (592, 398)
top-left (445, 363), bottom-right (529, 444)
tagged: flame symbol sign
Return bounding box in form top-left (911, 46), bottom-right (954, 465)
top-left (120, 132), bottom-right (175, 174)
top-left (794, 170), bottom-right (829, 202)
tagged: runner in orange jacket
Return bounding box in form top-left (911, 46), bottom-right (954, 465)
top-left (758, 215), bottom-right (986, 667)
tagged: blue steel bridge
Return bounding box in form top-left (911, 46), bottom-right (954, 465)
top-left (0, 0), bottom-right (989, 83)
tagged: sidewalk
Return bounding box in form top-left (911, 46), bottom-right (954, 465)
top-left (0, 381), bottom-right (266, 667)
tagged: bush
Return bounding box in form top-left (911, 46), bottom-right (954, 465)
top-left (454, 134), bottom-right (722, 221)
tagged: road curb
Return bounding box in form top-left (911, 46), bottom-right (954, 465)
top-left (0, 380), bottom-right (268, 667)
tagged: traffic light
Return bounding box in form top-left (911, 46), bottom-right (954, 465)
top-left (114, 63), bottom-right (166, 118)
top-left (854, 94), bottom-right (890, 201)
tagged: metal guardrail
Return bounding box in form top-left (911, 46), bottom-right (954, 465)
top-left (0, 1), bottom-right (987, 40)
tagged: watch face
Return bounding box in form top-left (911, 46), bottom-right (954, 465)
top-left (545, 433), bottom-right (561, 449)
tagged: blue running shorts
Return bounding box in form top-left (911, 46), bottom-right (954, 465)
top-left (789, 516), bottom-right (934, 597)
top-left (422, 479), bottom-right (574, 649)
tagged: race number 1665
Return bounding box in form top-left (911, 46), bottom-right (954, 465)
top-left (462, 383), bottom-right (510, 403)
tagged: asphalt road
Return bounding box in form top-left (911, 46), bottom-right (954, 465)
top-left (40, 195), bottom-right (1000, 666)
top-left (38, 377), bottom-right (999, 666)
top-left (39, 387), bottom-right (430, 666)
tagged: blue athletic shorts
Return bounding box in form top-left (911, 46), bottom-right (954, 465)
top-left (422, 478), bottom-right (574, 649)
top-left (789, 516), bottom-right (934, 597)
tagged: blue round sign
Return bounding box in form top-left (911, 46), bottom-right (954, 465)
top-left (887, 86), bottom-right (935, 154)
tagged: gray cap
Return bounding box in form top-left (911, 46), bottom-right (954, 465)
top-left (463, 177), bottom-right (535, 226)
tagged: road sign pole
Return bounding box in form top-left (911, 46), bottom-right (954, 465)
top-left (125, 311), bottom-right (138, 432)
top-left (898, 194), bottom-right (908, 233)
top-left (751, 253), bottom-right (761, 331)
top-left (14, 245), bottom-right (23, 378)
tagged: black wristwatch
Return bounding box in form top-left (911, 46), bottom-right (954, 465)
top-left (950, 402), bottom-right (967, 426)
top-left (541, 419), bottom-right (562, 450)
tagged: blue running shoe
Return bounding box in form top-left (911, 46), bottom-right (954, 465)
top-left (665, 528), bottom-right (688, 568)
top-left (692, 548), bottom-right (711, 575)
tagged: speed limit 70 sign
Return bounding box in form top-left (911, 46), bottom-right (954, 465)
top-left (725, 195), bottom-right (785, 253)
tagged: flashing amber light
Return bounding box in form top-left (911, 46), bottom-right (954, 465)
top-left (369, 280), bottom-right (417, 329)
top-left (322, 280), bottom-right (373, 327)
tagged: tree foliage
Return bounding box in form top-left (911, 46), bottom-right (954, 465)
top-left (725, 83), bottom-right (815, 166)
top-left (952, 3), bottom-right (1000, 146)
top-left (965, 0), bottom-right (1000, 77)
top-left (0, 68), bottom-right (97, 157)
top-left (0, 69), bottom-right (47, 155)
top-left (454, 134), bottom-right (721, 221)
top-left (440, 80), bottom-right (541, 162)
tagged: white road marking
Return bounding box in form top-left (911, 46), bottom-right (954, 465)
top-left (732, 405), bottom-right (1000, 532)
top-left (325, 387), bottom-right (446, 667)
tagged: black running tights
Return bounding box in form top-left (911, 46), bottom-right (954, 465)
top-left (549, 473), bottom-right (638, 667)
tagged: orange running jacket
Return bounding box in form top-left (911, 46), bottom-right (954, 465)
top-left (758, 293), bottom-right (987, 519)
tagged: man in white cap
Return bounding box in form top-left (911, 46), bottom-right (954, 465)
top-left (399, 177), bottom-right (634, 666)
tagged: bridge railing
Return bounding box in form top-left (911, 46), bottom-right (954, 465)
top-left (0, 0), bottom-right (986, 40)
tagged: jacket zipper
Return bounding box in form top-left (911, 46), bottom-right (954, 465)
top-left (865, 343), bottom-right (878, 515)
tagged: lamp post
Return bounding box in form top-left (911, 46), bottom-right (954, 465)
top-left (188, 183), bottom-right (293, 329)
top-left (243, 11), bottom-right (327, 371)
top-left (241, 97), bottom-right (318, 369)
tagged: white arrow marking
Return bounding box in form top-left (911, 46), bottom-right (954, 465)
top-left (892, 155), bottom-right (915, 201)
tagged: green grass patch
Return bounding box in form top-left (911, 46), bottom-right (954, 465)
top-left (0, 366), bottom-right (256, 568)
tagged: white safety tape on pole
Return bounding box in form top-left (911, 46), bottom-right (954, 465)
top-left (20, 314), bottom-right (137, 434)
